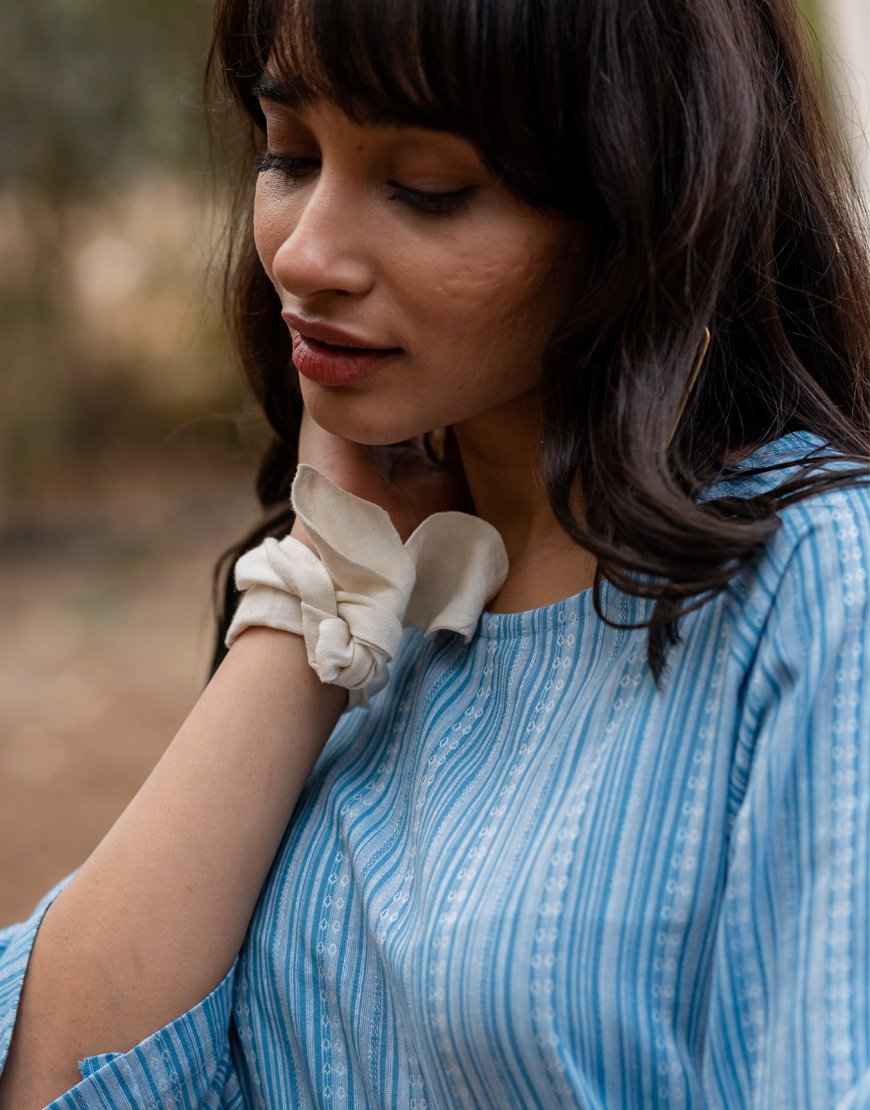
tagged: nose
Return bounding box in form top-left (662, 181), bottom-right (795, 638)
top-left (267, 177), bottom-right (375, 300)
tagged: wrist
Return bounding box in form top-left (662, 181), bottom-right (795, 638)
top-left (227, 465), bottom-right (508, 709)
top-left (224, 625), bottom-right (348, 711)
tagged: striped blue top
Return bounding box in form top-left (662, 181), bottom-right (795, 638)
top-left (2, 431), bottom-right (869, 1108)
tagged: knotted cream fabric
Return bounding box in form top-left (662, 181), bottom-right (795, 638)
top-left (226, 465), bottom-right (509, 707)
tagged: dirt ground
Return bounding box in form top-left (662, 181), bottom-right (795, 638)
top-left (0, 468), bottom-right (258, 925)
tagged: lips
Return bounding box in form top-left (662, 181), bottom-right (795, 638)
top-left (282, 312), bottom-right (402, 387)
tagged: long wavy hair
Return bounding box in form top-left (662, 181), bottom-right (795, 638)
top-left (207, 0), bottom-right (870, 679)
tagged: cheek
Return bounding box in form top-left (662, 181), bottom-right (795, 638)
top-left (252, 181), bottom-right (292, 280)
top-left (420, 233), bottom-right (567, 363)
top-left (429, 234), bottom-right (542, 305)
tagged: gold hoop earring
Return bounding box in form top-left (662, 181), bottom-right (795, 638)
top-left (664, 326), bottom-right (711, 449)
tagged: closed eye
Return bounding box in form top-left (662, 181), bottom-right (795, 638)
top-left (255, 152), bottom-right (477, 216)
top-left (389, 183), bottom-right (478, 215)
top-left (255, 152), bottom-right (318, 183)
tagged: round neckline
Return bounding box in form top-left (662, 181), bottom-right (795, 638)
top-left (477, 586), bottom-right (595, 640)
top-left (471, 431), bottom-right (830, 642)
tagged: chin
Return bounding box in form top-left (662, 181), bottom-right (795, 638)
top-left (303, 386), bottom-right (436, 446)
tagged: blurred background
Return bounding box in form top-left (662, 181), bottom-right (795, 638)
top-left (0, 0), bottom-right (267, 921)
top-left (0, 0), bottom-right (868, 923)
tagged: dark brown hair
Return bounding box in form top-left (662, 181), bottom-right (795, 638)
top-left (207, 0), bottom-right (870, 678)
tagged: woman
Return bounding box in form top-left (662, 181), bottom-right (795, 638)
top-left (1, 0), bottom-right (869, 1104)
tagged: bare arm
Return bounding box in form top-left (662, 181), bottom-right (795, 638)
top-left (0, 415), bottom-right (468, 1109)
top-left (0, 627), bottom-right (345, 1107)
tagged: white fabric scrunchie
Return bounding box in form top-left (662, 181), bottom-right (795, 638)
top-left (225, 465), bottom-right (509, 708)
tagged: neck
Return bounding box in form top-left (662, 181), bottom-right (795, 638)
top-left (453, 397), bottom-right (597, 612)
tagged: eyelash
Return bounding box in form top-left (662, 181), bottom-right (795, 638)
top-left (254, 152), bottom-right (476, 215)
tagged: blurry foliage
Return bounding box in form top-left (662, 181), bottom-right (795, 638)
top-left (0, 0), bottom-right (260, 508)
top-left (0, 0), bottom-right (213, 194)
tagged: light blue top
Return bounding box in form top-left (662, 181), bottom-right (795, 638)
top-left (2, 431), bottom-right (869, 1108)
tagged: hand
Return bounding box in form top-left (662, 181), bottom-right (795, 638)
top-left (293, 410), bottom-right (472, 543)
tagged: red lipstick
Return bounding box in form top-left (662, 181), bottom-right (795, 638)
top-left (283, 313), bottom-right (401, 387)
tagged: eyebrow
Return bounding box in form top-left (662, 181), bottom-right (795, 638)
top-left (252, 74), bottom-right (436, 131)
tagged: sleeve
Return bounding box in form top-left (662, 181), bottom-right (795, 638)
top-left (701, 487), bottom-right (870, 1108)
top-left (0, 876), bottom-right (243, 1109)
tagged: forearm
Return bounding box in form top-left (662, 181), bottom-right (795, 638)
top-left (0, 627), bottom-right (344, 1108)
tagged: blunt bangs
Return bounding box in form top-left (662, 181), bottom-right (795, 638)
top-left (218, 0), bottom-right (596, 216)
top-left (211, 0), bottom-right (870, 679)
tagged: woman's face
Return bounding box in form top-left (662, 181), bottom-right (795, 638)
top-left (253, 88), bottom-right (580, 445)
